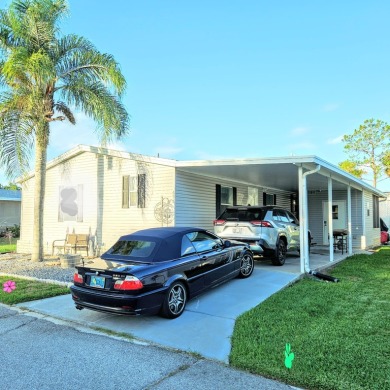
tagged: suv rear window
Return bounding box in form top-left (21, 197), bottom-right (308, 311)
top-left (219, 207), bottom-right (267, 221)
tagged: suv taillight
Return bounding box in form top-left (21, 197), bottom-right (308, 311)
top-left (213, 219), bottom-right (226, 226)
top-left (251, 220), bottom-right (273, 227)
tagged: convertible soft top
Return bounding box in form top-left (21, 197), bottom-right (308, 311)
top-left (101, 227), bottom-right (207, 262)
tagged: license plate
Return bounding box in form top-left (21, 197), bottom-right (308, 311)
top-left (233, 228), bottom-right (242, 234)
top-left (90, 275), bottom-right (105, 288)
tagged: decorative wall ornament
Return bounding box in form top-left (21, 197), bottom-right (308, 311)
top-left (154, 197), bottom-right (174, 226)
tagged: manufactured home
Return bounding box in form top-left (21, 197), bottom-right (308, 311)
top-left (17, 145), bottom-right (385, 272)
top-left (0, 189), bottom-right (21, 230)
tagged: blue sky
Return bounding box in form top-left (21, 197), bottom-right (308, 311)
top-left (1, 1), bottom-right (390, 190)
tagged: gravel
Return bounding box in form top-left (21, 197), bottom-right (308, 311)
top-left (0, 253), bottom-right (76, 285)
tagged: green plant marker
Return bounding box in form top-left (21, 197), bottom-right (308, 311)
top-left (284, 343), bottom-right (295, 369)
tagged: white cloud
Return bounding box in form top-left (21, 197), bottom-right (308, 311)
top-left (322, 103), bottom-right (341, 112)
top-left (327, 135), bottom-right (343, 145)
top-left (290, 127), bottom-right (310, 137)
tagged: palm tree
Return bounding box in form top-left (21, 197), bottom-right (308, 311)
top-left (0, 0), bottom-right (129, 261)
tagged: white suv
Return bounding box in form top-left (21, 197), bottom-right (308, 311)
top-left (214, 205), bottom-right (308, 266)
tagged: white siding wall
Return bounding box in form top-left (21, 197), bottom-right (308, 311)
top-left (18, 152), bottom-right (99, 254)
top-left (98, 154), bottom-right (175, 254)
top-left (17, 151), bottom-right (176, 255)
top-left (175, 171), bottom-right (292, 231)
top-left (308, 189), bottom-right (363, 249)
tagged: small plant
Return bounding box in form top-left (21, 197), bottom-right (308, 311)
top-left (9, 224), bottom-right (20, 238)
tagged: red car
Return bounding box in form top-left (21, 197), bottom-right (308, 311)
top-left (380, 218), bottom-right (389, 244)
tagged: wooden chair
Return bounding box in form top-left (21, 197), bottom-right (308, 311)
top-left (52, 233), bottom-right (89, 256)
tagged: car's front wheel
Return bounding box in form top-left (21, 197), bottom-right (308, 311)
top-left (238, 251), bottom-right (254, 278)
top-left (160, 281), bottom-right (187, 319)
top-left (272, 239), bottom-right (287, 266)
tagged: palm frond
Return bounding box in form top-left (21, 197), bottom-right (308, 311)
top-left (61, 80), bottom-right (129, 142)
top-left (0, 106), bottom-right (35, 179)
top-left (53, 101), bottom-right (75, 124)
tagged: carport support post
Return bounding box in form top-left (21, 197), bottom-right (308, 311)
top-left (298, 166), bottom-right (305, 273)
top-left (299, 165), bottom-right (321, 273)
top-left (347, 186), bottom-right (353, 254)
top-left (328, 177), bottom-right (334, 262)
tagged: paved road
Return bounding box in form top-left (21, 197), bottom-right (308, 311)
top-left (0, 304), bottom-right (295, 390)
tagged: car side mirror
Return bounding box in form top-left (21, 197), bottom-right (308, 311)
top-left (224, 240), bottom-right (232, 248)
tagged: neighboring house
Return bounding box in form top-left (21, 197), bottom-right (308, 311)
top-left (0, 189), bottom-right (22, 230)
top-left (16, 145), bottom-right (385, 272)
top-left (379, 192), bottom-right (390, 227)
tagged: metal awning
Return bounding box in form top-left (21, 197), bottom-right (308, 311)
top-left (175, 155), bottom-right (385, 196)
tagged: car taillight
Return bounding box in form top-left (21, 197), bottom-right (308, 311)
top-left (251, 220), bottom-right (273, 227)
top-left (114, 276), bottom-right (143, 291)
top-left (213, 219), bottom-right (226, 226)
top-left (73, 272), bottom-right (84, 284)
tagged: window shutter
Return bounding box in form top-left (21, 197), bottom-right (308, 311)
top-left (122, 176), bottom-right (129, 208)
top-left (138, 174), bottom-right (146, 208)
top-left (233, 187), bottom-right (237, 206)
top-left (216, 184), bottom-right (221, 217)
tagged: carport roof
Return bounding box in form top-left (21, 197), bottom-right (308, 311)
top-left (175, 155), bottom-right (386, 197)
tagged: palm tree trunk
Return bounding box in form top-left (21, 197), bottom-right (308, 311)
top-left (31, 136), bottom-right (48, 262)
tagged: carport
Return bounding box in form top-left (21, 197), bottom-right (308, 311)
top-left (176, 155), bottom-right (385, 273)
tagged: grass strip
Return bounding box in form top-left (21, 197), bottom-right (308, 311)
top-left (0, 244), bottom-right (16, 253)
top-left (0, 237), bottom-right (17, 253)
top-left (230, 247), bottom-right (390, 390)
top-left (0, 275), bottom-right (70, 305)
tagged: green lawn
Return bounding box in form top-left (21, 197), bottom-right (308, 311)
top-left (0, 237), bottom-right (17, 253)
top-left (230, 247), bottom-right (390, 390)
top-left (0, 276), bottom-right (70, 305)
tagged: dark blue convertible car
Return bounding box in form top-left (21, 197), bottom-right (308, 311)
top-left (71, 226), bottom-right (254, 319)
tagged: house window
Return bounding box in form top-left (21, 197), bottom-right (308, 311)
top-left (248, 187), bottom-right (258, 206)
top-left (129, 176), bottom-right (138, 206)
top-left (373, 195), bottom-right (379, 228)
top-left (122, 174), bottom-right (146, 209)
top-left (263, 192), bottom-right (276, 206)
top-left (332, 205), bottom-right (339, 220)
top-left (221, 186), bottom-right (233, 205)
top-left (216, 185), bottom-right (236, 217)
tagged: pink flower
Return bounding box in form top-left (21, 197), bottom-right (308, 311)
top-left (3, 280), bottom-right (16, 293)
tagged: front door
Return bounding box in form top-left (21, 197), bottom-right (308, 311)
top-left (322, 201), bottom-right (347, 244)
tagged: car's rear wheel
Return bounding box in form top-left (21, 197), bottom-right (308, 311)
top-left (238, 252), bottom-right (254, 278)
top-left (160, 281), bottom-right (187, 319)
top-left (272, 239), bottom-right (287, 266)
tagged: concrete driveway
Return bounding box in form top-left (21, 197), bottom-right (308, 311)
top-left (18, 248), bottom-right (353, 363)
top-left (18, 263), bottom-right (298, 363)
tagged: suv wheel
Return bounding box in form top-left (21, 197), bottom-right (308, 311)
top-left (272, 239), bottom-right (287, 266)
